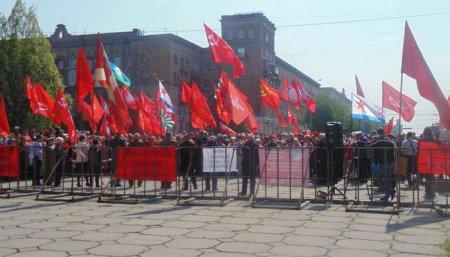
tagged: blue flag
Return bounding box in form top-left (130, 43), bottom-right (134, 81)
top-left (109, 62), bottom-right (131, 87)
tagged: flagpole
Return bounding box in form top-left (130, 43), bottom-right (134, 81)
top-left (350, 93), bottom-right (353, 133)
top-left (381, 83), bottom-right (385, 127)
top-left (398, 73), bottom-right (404, 134)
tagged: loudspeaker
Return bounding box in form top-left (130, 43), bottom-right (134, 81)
top-left (325, 122), bottom-right (343, 148)
top-left (325, 121), bottom-right (344, 181)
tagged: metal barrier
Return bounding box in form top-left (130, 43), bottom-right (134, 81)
top-left (251, 146), bottom-right (330, 209)
top-left (98, 146), bottom-right (178, 204)
top-left (176, 145), bottom-right (244, 206)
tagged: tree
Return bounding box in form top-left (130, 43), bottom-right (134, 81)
top-left (0, 0), bottom-right (63, 132)
top-left (310, 94), bottom-right (351, 132)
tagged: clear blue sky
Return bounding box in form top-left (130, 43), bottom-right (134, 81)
top-left (1, 0), bottom-right (449, 133)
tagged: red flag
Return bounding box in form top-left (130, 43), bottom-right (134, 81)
top-left (91, 94), bottom-right (105, 124)
top-left (382, 81), bottom-right (417, 122)
top-left (140, 91), bottom-right (163, 136)
top-left (401, 22), bottom-right (450, 128)
top-left (293, 79), bottom-right (316, 113)
top-left (76, 48), bottom-right (94, 111)
top-left (384, 117), bottom-right (394, 135)
top-left (355, 74), bottom-right (365, 98)
top-left (94, 36), bottom-right (108, 88)
top-left (95, 35), bottom-right (132, 132)
top-left (417, 141), bottom-right (450, 175)
top-left (214, 84), bottom-right (232, 125)
top-left (276, 110), bottom-right (286, 128)
top-left (204, 24), bottom-right (245, 79)
top-left (220, 72), bottom-right (252, 125)
top-left (191, 112), bottom-right (206, 130)
top-left (98, 115), bottom-right (111, 137)
top-left (260, 79), bottom-right (282, 110)
top-left (52, 89), bottom-right (76, 143)
top-left (219, 122), bottom-right (236, 135)
top-left (120, 86), bottom-right (138, 110)
top-left (287, 106), bottom-right (297, 125)
top-left (190, 82), bottom-right (216, 128)
top-left (34, 84), bottom-right (55, 119)
top-left (99, 96), bottom-right (119, 135)
top-left (245, 113), bottom-right (259, 133)
top-left (287, 106), bottom-right (300, 134)
top-left (181, 80), bottom-right (192, 106)
top-left (282, 78), bottom-right (300, 110)
top-left (24, 75), bottom-right (33, 100)
top-left (0, 95), bottom-right (10, 137)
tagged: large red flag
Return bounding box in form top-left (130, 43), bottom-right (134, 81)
top-left (214, 84), bottom-right (232, 125)
top-left (260, 79), bottom-right (281, 110)
top-left (190, 82), bottom-right (216, 128)
top-left (191, 112), bottom-right (207, 130)
top-left (401, 22), bottom-right (450, 128)
top-left (220, 72), bottom-right (252, 125)
top-left (24, 76), bottom-right (39, 114)
top-left (282, 78), bottom-right (300, 110)
top-left (355, 74), bottom-right (365, 98)
top-left (384, 117), bottom-right (394, 135)
top-left (95, 35), bottom-right (132, 132)
top-left (180, 80), bottom-right (192, 106)
top-left (0, 95), bottom-right (10, 137)
top-left (293, 79), bottom-right (316, 113)
top-left (382, 81), bottom-right (417, 122)
top-left (76, 48), bottom-right (94, 111)
top-left (34, 84), bottom-right (55, 119)
top-left (245, 113), bottom-right (259, 133)
top-left (52, 89), bottom-right (76, 143)
top-left (204, 24), bottom-right (245, 79)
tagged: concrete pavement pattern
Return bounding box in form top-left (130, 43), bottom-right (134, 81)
top-left (0, 197), bottom-right (448, 257)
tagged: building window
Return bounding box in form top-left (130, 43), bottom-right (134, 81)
top-left (68, 70), bottom-right (76, 86)
top-left (237, 47), bottom-right (245, 58)
top-left (68, 55), bottom-right (76, 68)
top-left (248, 29), bottom-right (255, 39)
top-left (186, 59), bottom-right (190, 69)
top-left (265, 33), bottom-right (270, 43)
top-left (173, 54), bottom-right (178, 65)
top-left (237, 30), bottom-right (244, 40)
top-left (212, 64), bottom-right (218, 72)
top-left (236, 78), bottom-right (244, 85)
top-left (140, 71), bottom-right (150, 81)
top-left (173, 72), bottom-right (178, 82)
top-left (264, 49), bottom-right (270, 59)
top-left (227, 30), bottom-right (233, 40)
top-left (204, 64), bottom-right (211, 73)
top-left (180, 57), bottom-right (184, 68)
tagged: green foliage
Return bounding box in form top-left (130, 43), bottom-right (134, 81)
top-left (311, 94), bottom-right (352, 132)
top-left (0, 0), bottom-right (64, 132)
top-left (445, 239), bottom-right (450, 257)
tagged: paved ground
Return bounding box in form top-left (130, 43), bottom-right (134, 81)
top-left (0, 194), bottom-right (448, 257)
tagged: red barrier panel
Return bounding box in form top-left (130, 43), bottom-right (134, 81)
top-left (0, 146), bottom-right (19, 178)
top-left (115, 147), bottom-right (177, 181)
top-left (417, 142), bottom-right (450, 175)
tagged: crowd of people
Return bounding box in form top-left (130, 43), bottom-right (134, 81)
top-left (0, 125), bottom-right (447, 200)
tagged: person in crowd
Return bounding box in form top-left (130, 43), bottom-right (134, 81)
top-left (42, 137), bottom-right (56, 186)
top-left (204, 135), bottom-right (222, 191)
top-left (18, 136), bottom-right (29, 180)
top-left (370, 128), bottom-right (397, 201)
top-left (158, 132), bottom-right (178, 189)
top-left (401, 132), bottom-right (418, 188)
top-left (179, 134), bottom-right (198, 190)
top-left (29, 135), bottom-right (43, 186)
top-left (128, 133), bottom-right (144, 187)
top-left (88, 138), bottom-right (102, 188)
top-left (241, 134), bottom-right (259, 196)
top-left (353, 132), bottom-right (370, 184)
top-left (53, 137), bottom-right (65, 187)
top-left (108, 133), bottom-right (126, 187)
top-left (420, 127), bottom-right (437, 200)
top-left (75, 135), bottom-right (90, 187)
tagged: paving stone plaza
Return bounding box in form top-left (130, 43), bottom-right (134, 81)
top-left (0, 194), bottom-right (448, 257)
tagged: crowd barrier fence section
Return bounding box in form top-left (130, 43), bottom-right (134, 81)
top-left (176, 145), bottom-right (243, 206)
top-left (98, 146), bottom-right (178, 203)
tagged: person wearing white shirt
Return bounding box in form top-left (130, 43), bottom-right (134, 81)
top-left (75, 135), bottom-right (90, 187)
top-left (401, 132), bottom-right (418, 187)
